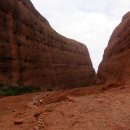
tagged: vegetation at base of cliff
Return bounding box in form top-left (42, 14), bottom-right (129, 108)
top-left (0, 85), bottom-right (41, 97)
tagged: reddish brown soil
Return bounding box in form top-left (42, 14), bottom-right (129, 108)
top-left (0, 83), bottom-right (130, 130)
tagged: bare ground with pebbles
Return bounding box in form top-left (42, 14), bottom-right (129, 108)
top-left (0, 83), bottom-right (130, 130)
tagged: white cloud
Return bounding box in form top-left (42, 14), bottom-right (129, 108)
top-left (31, 0), bottom-right (130, 71)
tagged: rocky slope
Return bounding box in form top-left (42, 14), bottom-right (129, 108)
top-left (97, 12), bottom-right (130, 84)
top-left (0, 0), bottom-right (96, 89)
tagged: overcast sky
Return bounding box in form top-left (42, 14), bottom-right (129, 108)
top-left (31, 0), bottom-right (130, 71)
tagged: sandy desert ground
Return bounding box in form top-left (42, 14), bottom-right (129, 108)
top-left (0, 82), bottom-right (130, 130)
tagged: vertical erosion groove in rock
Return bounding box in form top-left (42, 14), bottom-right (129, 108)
top-left (0, 0), bottom-right (96, 89)
top-left (97, 12), bottom-right (130, 84)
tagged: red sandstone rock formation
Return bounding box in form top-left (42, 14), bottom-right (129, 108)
top-left (0, 0), bottom-right (96, 89)
top-left (97, 12), bottom-right (130, 84)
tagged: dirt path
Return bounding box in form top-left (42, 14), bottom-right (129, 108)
top-left (42, 85), bottom-right (130, 130)
top-left (0, 84), bottom-right (130, 130)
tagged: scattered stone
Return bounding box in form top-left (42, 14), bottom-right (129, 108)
top-left (39, 99), bottom-right (43, 105)
top-left (34, 126), bottom-right (40, 130)
top-left (34, 111), bottom-right (43, 118)
top-left (27, 102), bottom-right (37, 108)
top-left (15, 112), bottom-right (24, 118)
top-left (14, 119), bottom-right (23, 125)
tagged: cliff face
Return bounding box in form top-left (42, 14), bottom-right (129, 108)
top-left (97, 12), bottom-right (130, 84)
top-left (0, 0), bottom-right (96, 89)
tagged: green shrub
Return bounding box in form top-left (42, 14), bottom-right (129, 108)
top-left (0, 85), bottom-right (41, 97)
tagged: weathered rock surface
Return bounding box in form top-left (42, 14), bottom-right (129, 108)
top-left (0, 0), bottom-right (96, 89)
top-left (97, 12), bottom-right (130, 84)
